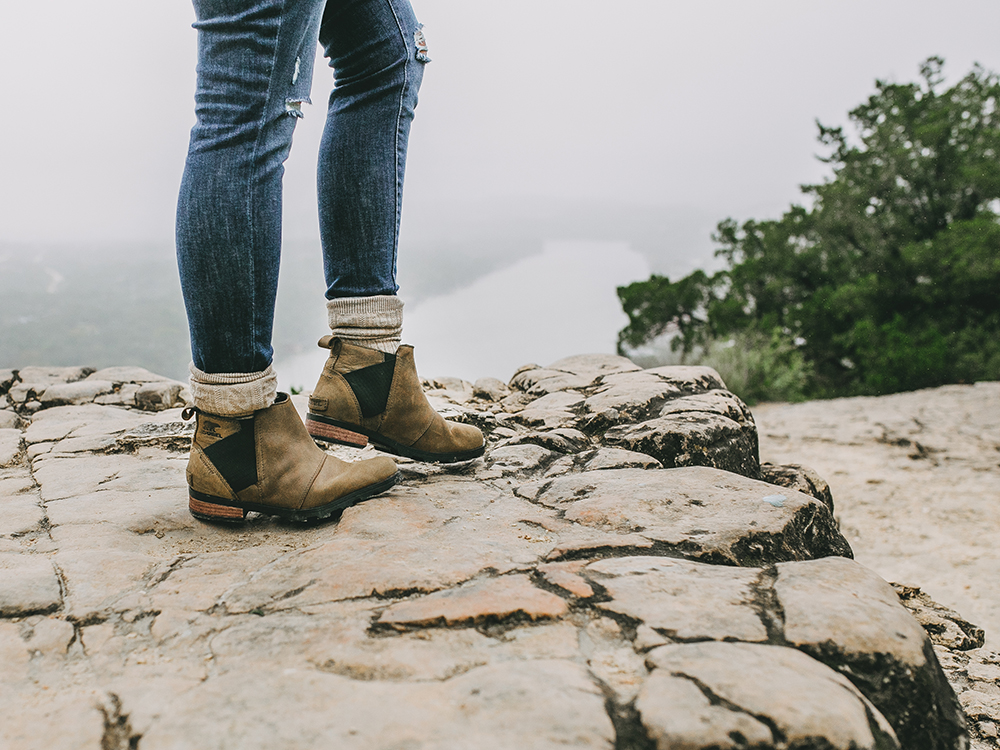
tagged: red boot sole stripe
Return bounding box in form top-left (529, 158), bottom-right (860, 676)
top-left (189, 496), bottom-right (246, 520)
top-left (307, 418), bottom-right (369, 447)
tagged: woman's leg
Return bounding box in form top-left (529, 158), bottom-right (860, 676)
top-left (176, 0), bottom-right (324, 414)
top-left (175, 0), bottom-right (400, 522)
top-left (317, 0), bottom-right (427, 353)
top-left (307, 4), bottom-right (483, 462)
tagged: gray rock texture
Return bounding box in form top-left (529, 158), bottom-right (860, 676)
top-left (754, 382), bottom-right (1000, 750)
top-left (40, 380), bottom-right (115, 407)
top-left (754, 384), bottom-right (1000, 647)
top-left (0, 553), bottom-right (62, 616)
top-left (4, 366), bottom-right (189, 414)
top-left (0, 356), bottom-right (978, 749)
top-left (642, 642), bottom-right (900, 749)
top-left (0, 428), bottom-right (22, 466)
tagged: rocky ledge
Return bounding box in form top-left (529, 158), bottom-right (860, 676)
top-left (0, 357), bottom-right (985, 749)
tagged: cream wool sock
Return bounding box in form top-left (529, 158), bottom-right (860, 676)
top-left (188, 364), bottom-right (277, 417)
top-left (327, 295), bottom-right (403, 354)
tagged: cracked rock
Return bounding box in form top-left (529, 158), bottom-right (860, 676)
top-left (26, 617), bottom-right (76, 655)
top-left (135, 381), bottom-right (188, 411)
top-left (219, 481), bottom-right (559, 614)
top-left (0, 553), bottom-right (62, 616)
top-left (0, 356), bottom-right (976, 750)
top-left (40, 380), bottom-right (115, 407)
top-left (8, 366), bottom-right (95, 405)
top-left (582, 447), bottom-right (661, 471)
top-left (472, 377), bottom-right (509, 401)
top-left (537, 561), bottom-right (595, 599)
top-left (587, 556), bottom-right (767, 642)
top-left (138, 660), bottom-right (615, 749)
top-left (514, 390), bottom-right (586, 430)
top-left (533, 466), bottom-right (852, 565)
top-left (0, 487), bottom-right (44, 536)
top-left (760, 461), bottom-right (835, 512)
top-left (584, 373), bottom-right (682, 422)
top-left (641, 641), bottom-right (900, 749)
top-left (775, 556), bottom-right (967, 750)
top-left (642, 365), bottom-right (726, 391)
top-left (934, 646), bottom-right (1000, 747)
top-left (87, 366), bottom-right (174, 385)
top-left (894, 583), bottom-right (985, 652)
top-left (377, 574), bottom-right (569, 629)
top-left (486, 443), bottom-right (557, 476)
top-left (0, 428), bottom-right (22, 466)
top-left (638, 671), bottom-right (775, 748)
top-left (511, 354), bottom-right (638, 396)
top-left (605, 391), bottom-right (760, 478)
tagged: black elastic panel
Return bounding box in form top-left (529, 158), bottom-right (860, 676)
top-left (202, 419), bottom-right (258, 492)
top-left (343, 354), bottom-right (396, 418)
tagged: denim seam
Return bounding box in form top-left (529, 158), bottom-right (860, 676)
top-left (384, 0), bottom-right (408, 280)
top-left (244, 0), bottom-right (287, 369)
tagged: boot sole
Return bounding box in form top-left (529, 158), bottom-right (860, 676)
top-left (306, 413), bottom-right (485, 464)
top-left (188, 471), bottom-right (402, 524)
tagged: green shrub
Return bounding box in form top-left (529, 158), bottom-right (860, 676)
top-left (698, 329), bottom-right (812, 405)
top-left (618, 58), bottom-right (1000, 398)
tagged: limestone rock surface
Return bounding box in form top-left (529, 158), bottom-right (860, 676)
top-left (754, 381), bottom-right (1000, 749)
top-left (0, 356), bottom-right (973, 749)
top-left (774, 556), bottom-right (967, 749)
top-left (754, 382), bottom-right (1000, 646)
top-left (40, 380), bottom-right (115, 407)
top-left (0, 428), bottom-right (22, 466)
top-left (0, 553), bottom-right (62, 616)
top-left (7, 366), bottom-right (95, 407)
top-left (642, 642), bottom-right (900, 749)
top-left (526, 466), bottom-right (851, 565)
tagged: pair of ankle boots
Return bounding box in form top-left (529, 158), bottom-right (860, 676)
top-left (185, 339), bottom-right (485, 523)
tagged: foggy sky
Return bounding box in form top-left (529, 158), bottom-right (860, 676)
top-left (3, 1), bottom-right (1000, 251)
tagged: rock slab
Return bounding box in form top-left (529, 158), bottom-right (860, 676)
top-left (0, 356), bottom-right (971, 750)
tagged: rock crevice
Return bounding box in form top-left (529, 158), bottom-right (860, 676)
top-left (0, 355), bottom-right (980, 749)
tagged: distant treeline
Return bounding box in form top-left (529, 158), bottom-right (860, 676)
top-left (618, 57), bottom-right (1000, 403)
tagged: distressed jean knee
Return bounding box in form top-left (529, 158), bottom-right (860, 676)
top-left (284, 14), bottom-right (323, 118)
top-left (413, 23), bottom-right (430, 64)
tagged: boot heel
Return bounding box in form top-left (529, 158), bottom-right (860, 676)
top-left (306, 417), bottom-right (369, 448)
top-left (189, 495), bottom-right (247, 522)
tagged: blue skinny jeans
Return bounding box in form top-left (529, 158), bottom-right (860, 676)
top-left (176, 0), bottom-right (426, 374)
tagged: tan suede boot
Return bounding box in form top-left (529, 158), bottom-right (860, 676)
top-left (306, 337), bottom-right (485, 463)
top-left (184, 392), bottom-right (399, 522)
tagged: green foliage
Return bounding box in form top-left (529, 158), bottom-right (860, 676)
top-left (700, 329), bottom-right (811, 405)
top-left (618, 57), bottom-right (1000, 399)
top-left (616, 269), bottom-right (717, 356)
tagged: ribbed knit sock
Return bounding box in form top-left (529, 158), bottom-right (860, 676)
top-left (326, 295), bottom-right (403, 354)
top-left (188, 364), bottom-right (277, 417)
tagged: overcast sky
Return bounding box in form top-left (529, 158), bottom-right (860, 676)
top-left (3, 1), bottom-right (1000, 252)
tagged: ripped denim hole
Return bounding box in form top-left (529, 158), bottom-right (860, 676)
top-left (285, 98), bottom-right (309, 118)
top-left (414, 24), bottom-right (430, 63)
top-left (292, 57), bottom-right (301, 85)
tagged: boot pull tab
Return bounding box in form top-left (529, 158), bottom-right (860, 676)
top-left (181, 406), bottom-right (199, 421)
top-left (317, 336), bottom-right (342, 355)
